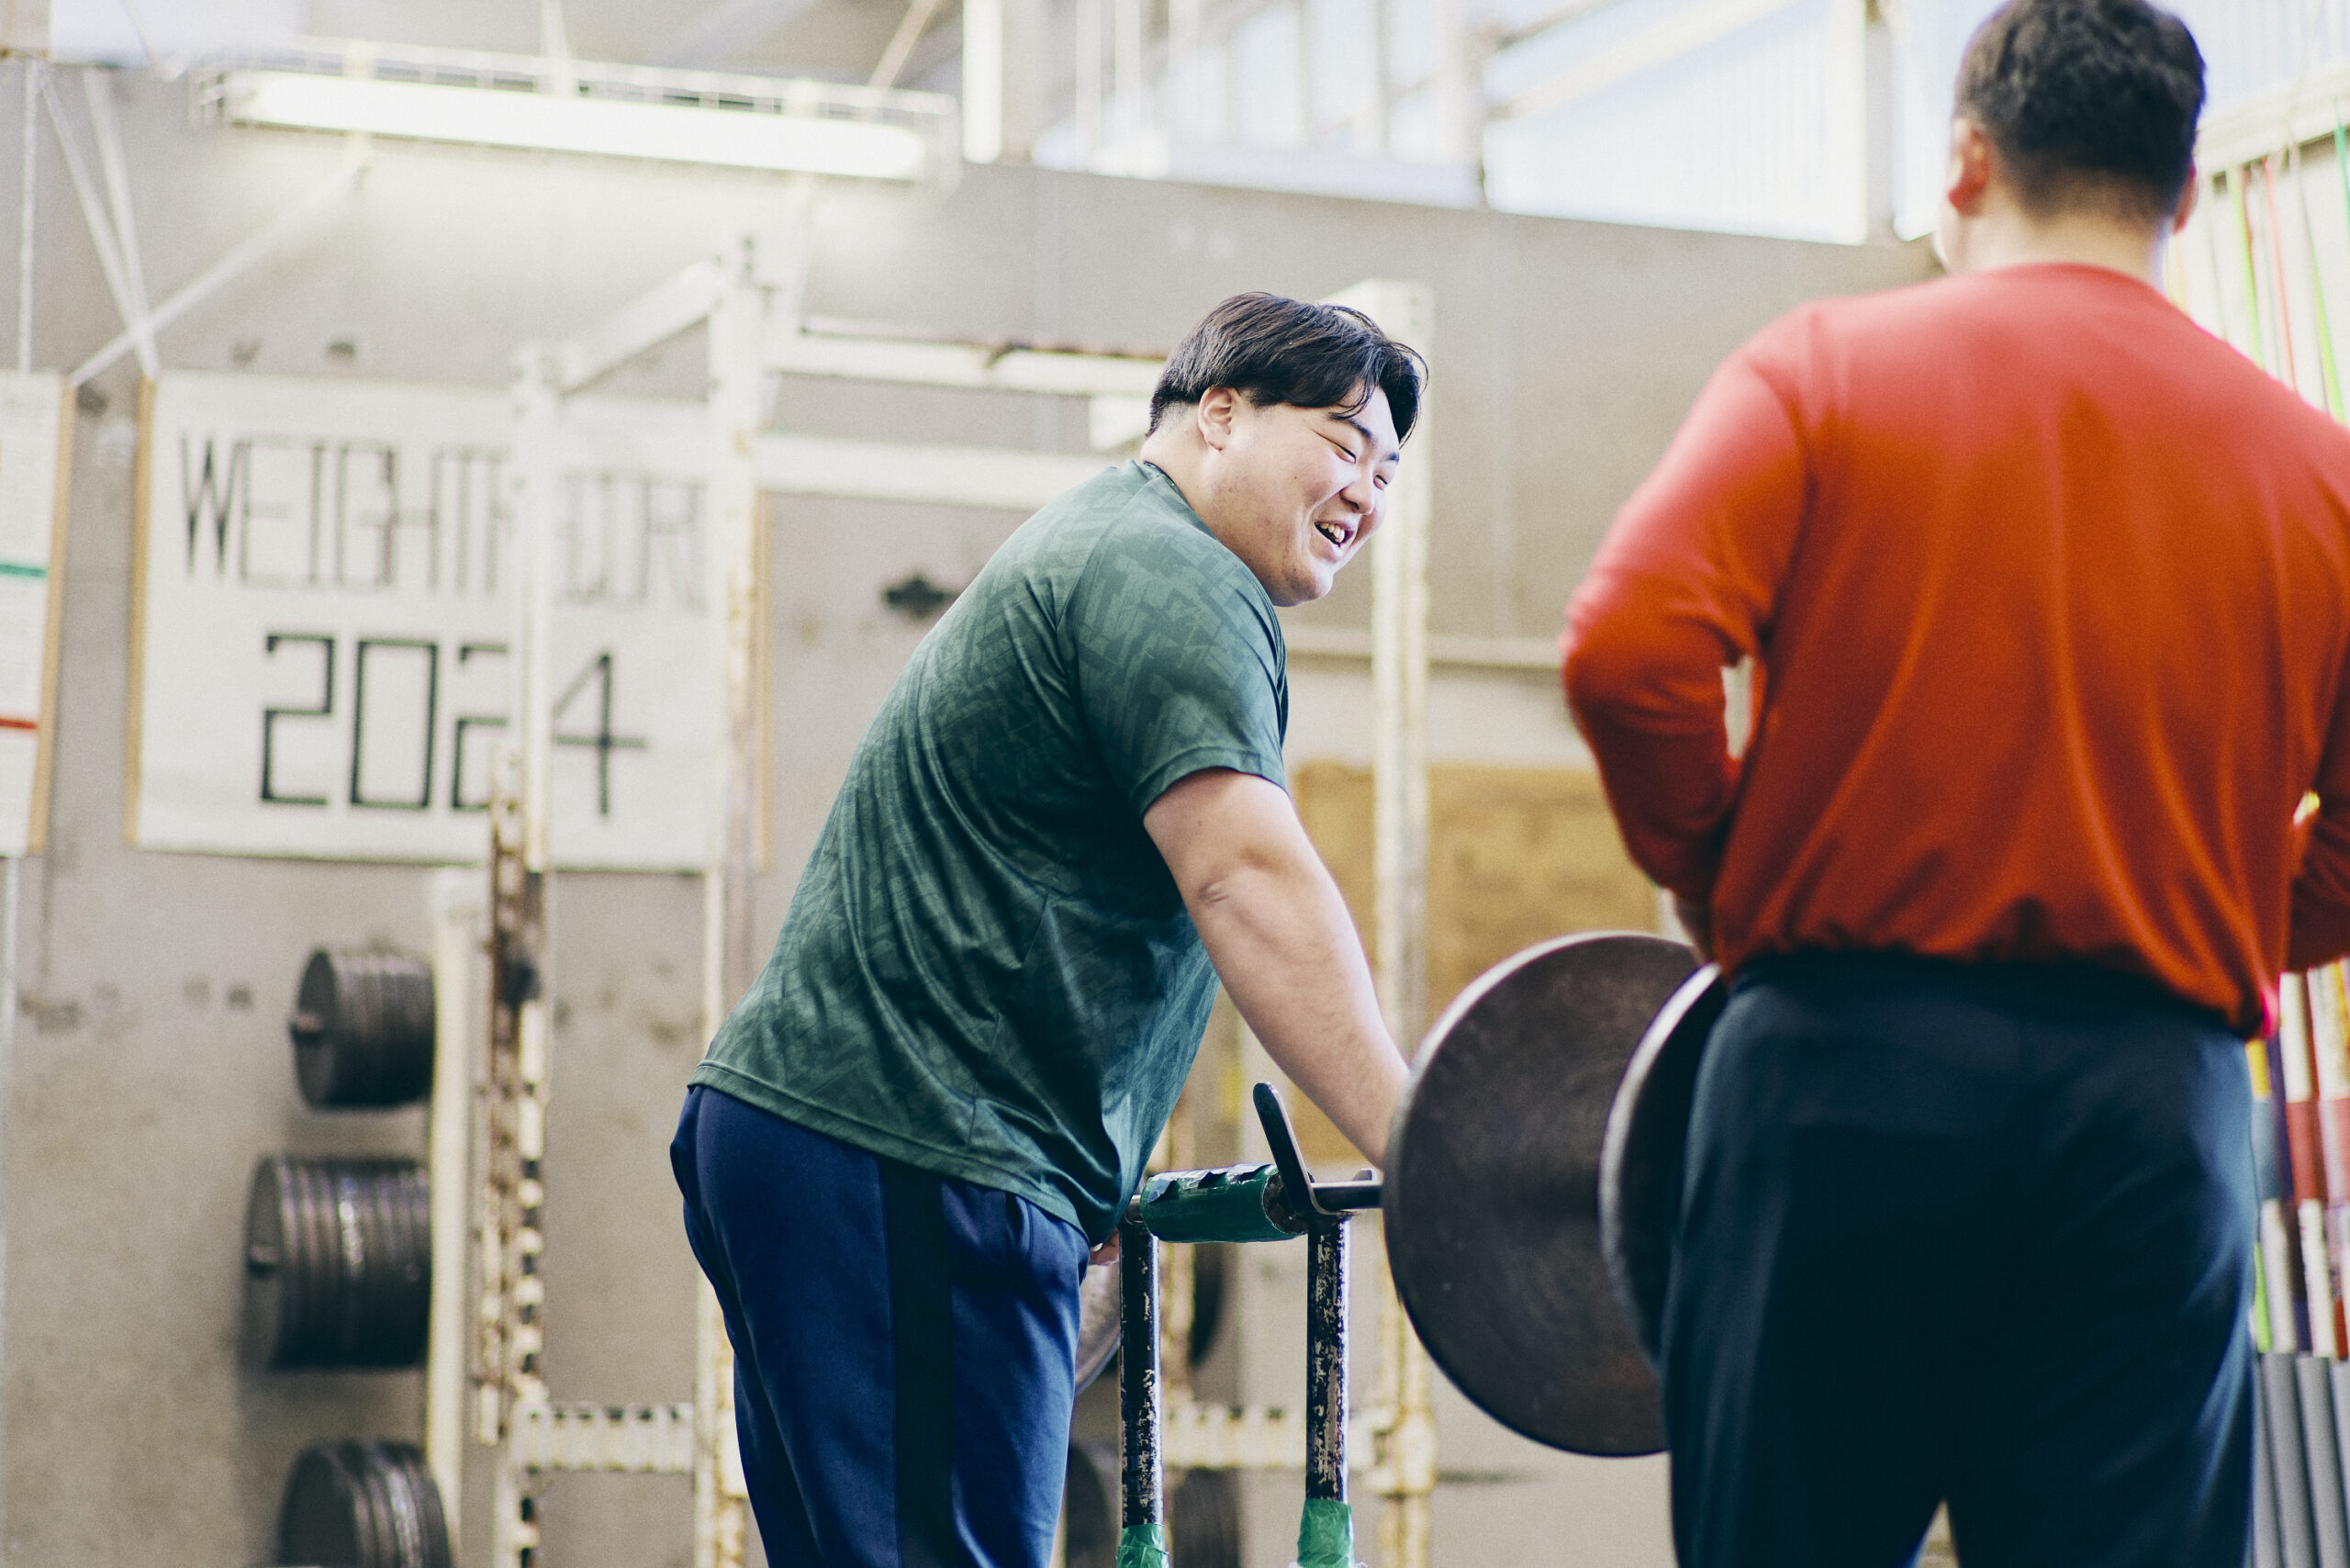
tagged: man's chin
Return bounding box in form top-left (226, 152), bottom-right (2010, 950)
top-left (1277, 569), bottom-right (1337, 608)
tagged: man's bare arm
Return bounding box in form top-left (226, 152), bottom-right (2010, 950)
top-left (1144, 767), bottom-right (1408, 1168)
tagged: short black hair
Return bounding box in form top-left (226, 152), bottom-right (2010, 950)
top-left (1956, 0), bottom-right (2204, 225)
top-left (1148, 293), bottom-right (1427, 442)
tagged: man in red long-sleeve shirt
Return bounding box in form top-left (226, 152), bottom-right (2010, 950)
top-left (1562, 2), bottom-right (2350, 1563)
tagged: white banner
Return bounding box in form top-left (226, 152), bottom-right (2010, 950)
top-left (0, 371), bottom-right (68, 859)
top-left (132, 372), bottom-right (718, 870)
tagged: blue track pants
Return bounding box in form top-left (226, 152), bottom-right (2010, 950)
top-left (671, 1086), bottom-right (1091, 1568)
top-left (1662, 953), bottom-right (2256, 1568)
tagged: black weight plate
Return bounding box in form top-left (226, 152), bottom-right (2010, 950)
top-left (329, 1166), bottom-right (369, 1364)
top-left (356, 1442), bottom-right (405, 1568)
top-left (287, 1159), bottom-right (339, 1368)
top-left (291, 951), bottom-right (435, 1109)
top-left (1074, 1257), bottom-right (1120, 1391)
top-left (359, 1168), bottom-right (403, 1368)
top-left (385, 1166), bottom-right (431, 1363)
top-left (1169, 1467), bottom-right (1240, 1568)
top-left (387, 1166), bottom-right (431, 1364)
top-left (278, 1440), bottom-right (449, 1568)
top-left (1061, 1443), bottom-right (1116, 1568)
top-left (1385, 930), bottom-right (1696, 1456)
top-left (1600, 966), bottom-right (1726, 1369)
top-left (252, 1159), bottom-right (429, 1371)
top-left (244, 1159), bottom-right (292, 1369)
top-left (279, 1441), bottom-right (371, 1567)
top-left (358, 1163), bottom-right (428, 1368)
top-left (291, 950), bottom-right (342, 1107)
top-left (366, 1443), bottom-right (424, 1568)
top-left (1188, 1242), bottom-right (1228, 1369)
top-left (390, 1446), bottom-right (453, 1568)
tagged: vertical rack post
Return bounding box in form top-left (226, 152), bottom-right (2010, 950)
top-left (1118, 1211), bottom-right (1166, 1567)
top-left (478, 346), bottom-right (562, 1568)
top-left (1357, 278), bottom-right (1438, 1568)
top-left (1159, 1095), bottom-right (1195, 1406)
top-left (693, 229), bottom-right (774, 1568)
top-left (1300, 1219), bottom-right (1354, 1568)
top-left (426, 867), bottom-right (487, 1543)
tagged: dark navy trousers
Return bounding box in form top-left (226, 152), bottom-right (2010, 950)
top-left (671, 1086), bottom-right (1091, 1568)
top-left (1662, 953), bottom-right (2256, 1568)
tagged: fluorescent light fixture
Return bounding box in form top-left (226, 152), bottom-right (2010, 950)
top-left (222, 69), bottom-right (931, 182)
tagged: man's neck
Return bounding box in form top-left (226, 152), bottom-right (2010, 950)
top-left (1137, 431), bottom-right (1212, 524)
top-left (1947, 204), bottom-right (2167, 288)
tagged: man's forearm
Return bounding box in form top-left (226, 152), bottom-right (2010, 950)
top-left (2291, 807), bottom-right (2350, 970)
top-left (1561, 596), bottom-right (1742, 899)
top-left (1188, 858), bottom-right (1408, 1169)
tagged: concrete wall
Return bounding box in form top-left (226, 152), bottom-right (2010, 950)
top-left (0, 66), bottom-right (1935, 1567)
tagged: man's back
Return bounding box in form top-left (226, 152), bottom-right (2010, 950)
top-left (1569, 262), bottom-right (2350, 1030)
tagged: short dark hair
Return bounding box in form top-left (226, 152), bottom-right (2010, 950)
top-left (1956, 0), bottom-right (2204, 225)
top-left (1148, 293), bottom-right (1427, 442)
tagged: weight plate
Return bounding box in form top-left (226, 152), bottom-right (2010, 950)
top-left (1168, 1467), bottom-right (1240, 1568)
top-left (243, 1159), bottom-right (430, 1372)
top-left (1600, 965), bottom-right (1727, 1368)
top-left (1060, 1443), bottom-right (1117, 1568)
top-left (1074, 1257), bottom-right (1120, 1391)
top-left (384, 1165), bottom-right (431, 1364)
top-left (279, 1441), bottom-right (371, 1567)
top-left (244, 1159), bottom-right (291, 1369)
top-left (1385, 930), bottom-right (1697, 1456)
top-left (397, 1445), bottom-right (453, 1568)
top-left (329, 1167), bottom-right (370, 1364)
top-left (277, 1440), bottom-right (450, 1568)
top-left (291, 950), bottom-right (435, 1109)
top-left (286, 1159), bottom-right (338, 1368)
top-left (367, 1443), bottom-right (424, 1568)
top-left (1188, 1242), bottom-right (1228, 1369)
top-left (357, 1165), bottom-right (402, 1367)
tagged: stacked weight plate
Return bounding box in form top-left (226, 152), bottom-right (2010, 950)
top-left (1168, 1467), bottom-right (1241, 1568)
top-left (244, 1157), bottom-right (431, 1370)
top-left (1059, 1444), bottom-right (1238, 1568)
top-left (1070, 1242), bottom-right (1231, 1391)
top-left (288, 950), bottom-right (435, 1109)
top-left (277, 1440), bottom-right (452, 1568)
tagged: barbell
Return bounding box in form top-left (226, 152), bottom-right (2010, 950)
top-left (1085, 927), bottom-right (1729, 1550)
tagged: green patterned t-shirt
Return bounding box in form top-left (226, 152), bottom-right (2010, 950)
top-left (691, 462), bottom-right (1288, 1241)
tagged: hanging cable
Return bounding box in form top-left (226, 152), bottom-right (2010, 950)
top-left (15, 59), bottom-right (33, 375)
top-left (2234, 164), bottom-right (2273, 375)
top-left (2288, 136), bottom-right (2344, 420)
top-left (2263, 155), bottom-right (2306, 396)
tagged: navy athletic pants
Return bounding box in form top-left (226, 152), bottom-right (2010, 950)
top-left (670, 1086), bottom-right (1091, 1568)
top-left (1661, 953), bottom-right (2256, 1568)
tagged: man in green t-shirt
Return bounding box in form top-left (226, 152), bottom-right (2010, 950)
top-left (671, 293), bottom-right (1424, 1567)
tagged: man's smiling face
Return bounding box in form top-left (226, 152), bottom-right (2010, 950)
top-left (1209, 386), bottom-right (1402, 607)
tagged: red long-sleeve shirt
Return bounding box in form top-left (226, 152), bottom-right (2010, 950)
top-left (1562, 263), bottom-right (2350, 1036)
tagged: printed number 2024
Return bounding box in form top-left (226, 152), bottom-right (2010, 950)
top-left (258, 633), bottom-right (645, 815)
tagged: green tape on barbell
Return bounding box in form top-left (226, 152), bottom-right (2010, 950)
top-left (1295, 1497), bottom-right (1355, 1568)
top-left (1139, 1162), bottom-right (1302, 1244)
top-left (1116, 1522), bottom-right (1170, 1568)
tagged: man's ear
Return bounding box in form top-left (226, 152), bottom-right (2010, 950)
top-left (1196, 386), bottom-right (1241, 452)
top-left (1946, 117), bottom-right (1995, 216)
top-left (2173, 164), bottom-right (2201, 233)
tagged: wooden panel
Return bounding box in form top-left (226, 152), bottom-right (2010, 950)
top-left (1275, 762), bottom-right (1657, 1166)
